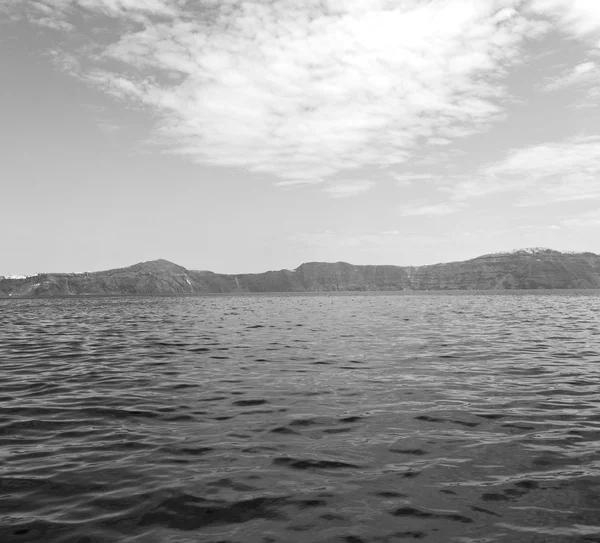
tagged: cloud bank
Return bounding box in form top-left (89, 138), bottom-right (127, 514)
top-left (16, 0), bottom-right (550, 187)
top-left (8, 0), bottom-right (600, 214)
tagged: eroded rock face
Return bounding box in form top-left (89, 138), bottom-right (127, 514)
top-left (2, 249), bottom-right (600, 297)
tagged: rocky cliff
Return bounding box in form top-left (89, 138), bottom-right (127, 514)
top-left (2, 249), bottom-right (600, 297)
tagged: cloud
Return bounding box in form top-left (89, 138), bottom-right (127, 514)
top-left (542, 61), bottom-right (600, 91)
top-left (399, 202), bottom-right (461, 216)
top-left (426, 137), bottom-right (452, 146)
top-left (531, 1), bottom-right (600, 106)
top-left (560, 209), bottom-right (600, 228)
top-left (11, 0), bottom-right (548, 185)
top-left (446, 136), bottom-right (600, 205)
top-left (530, 0), bottom-right (600, 39)
top-left (393, 173), bottom-right (439, 186)
top-left (321, 180), bottom-right (375, 198)
top-left (411, 148), bottom-right (467, 166)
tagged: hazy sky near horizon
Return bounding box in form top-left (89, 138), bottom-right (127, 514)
top-left (2, 0), bottom-right (600, 275)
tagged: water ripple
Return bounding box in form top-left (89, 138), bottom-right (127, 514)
top-left (1, 292), bottom-right (600, 542)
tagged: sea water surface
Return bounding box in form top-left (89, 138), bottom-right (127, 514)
top-left (1, 292), bottom-right (600, 543)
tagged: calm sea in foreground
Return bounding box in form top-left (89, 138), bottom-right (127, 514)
top-left (2, 292), bottom-right (600, 543)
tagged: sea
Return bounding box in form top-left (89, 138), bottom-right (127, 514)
top-left (1, 292), bottom-right (600, 543)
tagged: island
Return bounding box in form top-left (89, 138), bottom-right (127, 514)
top-left (2, 248), bottom-right (600, 297)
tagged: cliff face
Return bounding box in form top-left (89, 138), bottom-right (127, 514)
top-left (2, 249), bottom-right (600, 297)
top-left (0, 260), bottom-right (199, 297)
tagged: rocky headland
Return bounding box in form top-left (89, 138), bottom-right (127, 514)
top-left (2, 248), bottom-right (600, 297)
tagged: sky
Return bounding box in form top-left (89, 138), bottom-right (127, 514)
top-left (1, 0), bottom-right (600, 275)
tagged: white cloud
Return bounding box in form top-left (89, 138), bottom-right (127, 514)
top-left (400, 202), bottom-right (460, 216)
top-left (12, 0), bottom-right (547, 185)
top-left (446, 136), bottom-right (600, 205)
top-left (530, 0), bottom-right (600, 39)
top-left (426, 137), bottom-right (452, 146)
top-left (393, 173), bottom-right (439, 186)
top-left (412, 148), bottom-right (467, 166)
top-left (531, 0), bottom-right (600, 106)
top-left (321, 180), bottom-right (375, 198)
top-left (543, 60), bottom-right (600, 91)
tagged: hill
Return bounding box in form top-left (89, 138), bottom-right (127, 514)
top-left (2, 248), bottom-right (600, 297)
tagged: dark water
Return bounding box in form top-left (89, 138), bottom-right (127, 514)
top-left (1, 293), bottom-right (600, 543)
